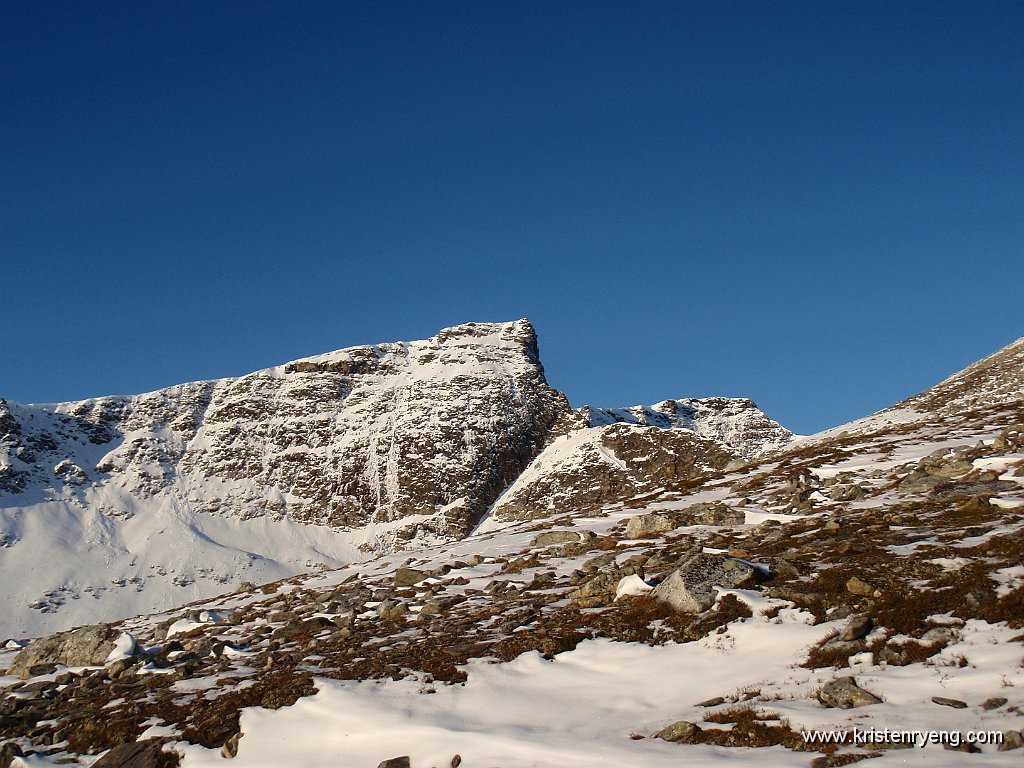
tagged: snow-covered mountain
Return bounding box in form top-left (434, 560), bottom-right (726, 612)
top-left (0, 320), bottom-right (790, 638)
top-left (2, 333), bottom-right (1021, 768)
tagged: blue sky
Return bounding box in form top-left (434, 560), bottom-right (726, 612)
top-left (2, 1), bottom-right (1021, 434)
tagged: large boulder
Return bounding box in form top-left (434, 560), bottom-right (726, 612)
top-left (680, 502), bottom-right (745, 526)
top-left (532, 530), bottom-right (595, 547)
top-left (817, 677), bottom-right (882, 708)
top-left (625, 513), bottom-right (675, 539)
top-left (651, 553), bottom-right (756, 613)
top-left (92, 739), bottom-right (179, 768)
top-left (8, 623), bottom-right (120, 678)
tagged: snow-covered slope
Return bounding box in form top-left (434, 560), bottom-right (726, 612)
top-left (0, 320), bottom-right (570, 636)
top-left (2, 334), bottom-right (1022, 767)
top-left (804, 335), bottom-right (1023, 445)
top-left (897, 334), bottom-right (1024, 415)
top-left (0, 319), bottom-right (794, 638)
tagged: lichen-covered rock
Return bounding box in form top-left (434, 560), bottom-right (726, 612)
top-left (625, 513), bottom-right (675, 539)
top-left (817, 677), bottom-right (882, 708)
top-left (651, 554), bottom-right (755, 613)
top-left (8, 623), bottom-right (120, 678)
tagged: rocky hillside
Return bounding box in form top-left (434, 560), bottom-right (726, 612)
top-left (896, 335), bottom-right (1024, 416)
top-left (0, 335), bottom-right (1021, 768)
top-left (483, 397), bottom-right (791, 525)
top-left (0, 320), bottom-right (789, 638)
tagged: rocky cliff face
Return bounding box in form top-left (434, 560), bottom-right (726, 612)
top-left (0, 320), bottom-right (569, 540)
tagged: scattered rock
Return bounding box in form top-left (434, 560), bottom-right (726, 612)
top-left (65, 713), bottom-right (143, 753)
top-left (999, 730), bottom-right (1024, 751)
top-left (376, 600), bottom-right (408, 621)
top-left (817, 677), bottom-right (882, 708)
top-left (418, 596), bottom-right (462, 618)
top-left (919, 627), bottom-right (955, 646)
top-left (681, 501), bottom-right (745, 526)
top-left (845, 577), bottom-right (874, 597)
top-left (582, 551), bottom-right (618, 571)
top-left (982, 696), bottom-right (1008, 711)
top-left (377, 758), bottom-right (411, 768)
top-left (0, 742), bottom-right (24, 768)
top-left (943, 739), bottom-right (981, 753)
top-left (696, 696), bottom-right (725, 707)
top-left (570, 570), bottom-right (632, 608)
top-left (657, 720), bottom-right (701, 743)
top-left (839, 615), bottom-right (873, 642)
top-left (932, 696), bottom-right (968, 709)
top-left (221, 732), bottom-right (241, 758)
top-left (107, 657), bottom-right (137, 678)
top-left (26, 663), bottom-right (58, 677)
top-left (652, 553), bottom-right (755, 613)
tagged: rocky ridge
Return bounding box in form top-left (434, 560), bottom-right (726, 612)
top-left (483, 396), bottom-right (791, 525)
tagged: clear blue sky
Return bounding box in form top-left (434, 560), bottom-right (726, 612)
top-left (2, 1), bottom-right (1022, 434)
